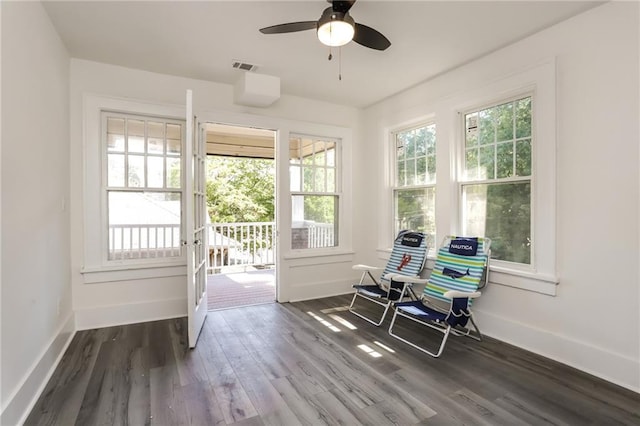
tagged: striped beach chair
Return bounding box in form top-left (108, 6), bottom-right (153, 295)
top-left (349, 230), bottom-right (429, 326)
top-left (388, 236), bottom-right (491, 357)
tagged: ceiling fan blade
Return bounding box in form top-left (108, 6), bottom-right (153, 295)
top-left (259, 21), bottom-right (317, 34)
top-left (330, 0), bottom-right (356, 13)
top-left (353, 23), bottom-right (391, 51)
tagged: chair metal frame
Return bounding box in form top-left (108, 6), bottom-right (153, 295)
top-left (349, 231), bottom-right (428, 326)
top-left (388, 236), bottom-right (491, 357)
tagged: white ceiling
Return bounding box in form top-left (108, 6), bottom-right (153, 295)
top-left (43, 0), bottom-right (601, 108)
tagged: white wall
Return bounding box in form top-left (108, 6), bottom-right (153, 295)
top-left (1, 2), bottom-right (73, 424)
top-left (70, 59), bottom-right (362, 328)
top-left (362, 2), bottom-right (639, 392)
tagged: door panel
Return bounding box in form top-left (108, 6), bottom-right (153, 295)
top-left (186, 89), bottom-right (208, 348)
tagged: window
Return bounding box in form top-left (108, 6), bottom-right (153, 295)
top-left (289, 135), bottom-right (340, 249)
top-left (393, 123), bottom-right (436, 237)
top-left (461, 96), bottom-right (532, 264)
top-left (104, 112), bottom-right (184, 261)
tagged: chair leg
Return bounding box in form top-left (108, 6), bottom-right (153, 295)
top-left (449, 314), bottom-right (483, 341)
top-left (388, 309), bottom-right (451, 358)
top-left (349, 292), bottom-right (389, 326)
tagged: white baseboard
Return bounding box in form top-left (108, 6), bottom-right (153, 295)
top-left (75, 297), bottom-right (187, 330)
top-left (476, 309), bottom-right (640, 394)
top-left (0, 313), bottom-right (76, 426)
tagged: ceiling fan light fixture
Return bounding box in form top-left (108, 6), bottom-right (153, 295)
top-left (317, 9), bottom-right (355, 47)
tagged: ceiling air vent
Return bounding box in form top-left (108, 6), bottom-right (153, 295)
top-left (232, 60), bottom-right (258, 72)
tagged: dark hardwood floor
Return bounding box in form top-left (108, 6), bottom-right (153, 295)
top-left (26, 294), bottom-right (640, 425)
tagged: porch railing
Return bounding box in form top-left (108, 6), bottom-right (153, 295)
top-left (108, 224), bottom-right (181, 260)
top-left (208, 222), bottom-right (275, 272)
top-left (108, 221), bottom-right (335, 267)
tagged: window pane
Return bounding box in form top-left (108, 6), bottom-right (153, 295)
top-left (479, 145), bottom-right (495, 180)
top-left (463, 96), bottom-right (531, 183)
top-left (290, 165), bottom-right (301, 191)
top-left (427, 156), bottom-right (436, 184)
top-left (108, 191), bottom-right (181, 260)
top-left (478, 109), bottom-right (495, 145)
top-left (406, 158), bottom-right (416, 185)
top-left (166, 157), bottom-right (181, 188)
top-left (302, 168), bottom-right (314, 191)
top-left (462, 182), bottom-right (531, 264)
top-left (396, 138), bottom-right (405, 161)
top-left (425, 128), bottom-right (436, 156)
top-left (516, 97), bottom-right (532, 138)
top-left (147, 156), bottom-right (164, 188)
top-left (465, 148), bottom-right (479, 180)
top-left (148, 138), bottom-right (164, 154)
top-left (397, 160), bottom-right (406, 186)
top-left (326, 144), bottom-right (336, 166)
top-left (405, 136), bottom-right (416, 158)
top-left (167, 138), bottom-right (181, 155)
top-left (107, 154), bottom-right (125, 187)
top-left (128, 120), bottom-right (145, 153)
top-left (326, 168), bottom-right (335, 192)
top-left (495, 102), bottom-right (514, 142)
top-left (107, 118), bottom-right (125, 152)
top-left (416, 157), bottom-right (427, 185)
top-left (516, 139), bottom-right (532, 176)
top-left (128, 155), bottom-right (144, 187)
top-left (315, 168), bottom-right (326, 192)
top-left (147, 121), bottom-right (164, 154)
top-left (291, 195), bottom-right (338, 249)
top-left (394, 187), bottom-right (436, 236)
top-left (167, 124), bottom-right (182, 155)
top-left (496, 142), bottom-right (514, 179)
top-left (314, 141), bottom-right (326, 166)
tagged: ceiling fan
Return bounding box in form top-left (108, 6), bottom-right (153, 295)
top-left (259, 0), bottom-right (391, 51)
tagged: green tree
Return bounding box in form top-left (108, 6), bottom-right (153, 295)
top-left (466, 97), bottom-right (532, 264)
top-left (206, 156), bottom-right (275, 223)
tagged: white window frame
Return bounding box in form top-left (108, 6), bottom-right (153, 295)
top-left (289, 133), bottom-right (342, 252)
top-left (459, 94), bottom-right (533, 266)
top-left (451, 59), bottom-right (557, 295)
top-left (391, 122), bottom-right (437, 244)
top-left (82, 94), bottom-right (187, 281)
top-left (381, 59), bottom-right (557, 295)
top-left (102, 111), bottom-right (185, 263)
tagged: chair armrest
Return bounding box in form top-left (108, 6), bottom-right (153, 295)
top-left (353, 264), bottom-right (383, 272)
top-left (384, 273), bottom-right (428, 285)
top-left (444, 290), bottom-right (481, 299)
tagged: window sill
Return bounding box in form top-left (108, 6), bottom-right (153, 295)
top-left (283, 249), bottom-right (354, 262)
top-left (81, 261), bottom-right (187, 284)
top-left (487, 265), bottom-right (558, 296)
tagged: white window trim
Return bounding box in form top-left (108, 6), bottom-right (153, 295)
top-left (390, 121), bottom-right (438, 254)
top-left (450, 59), bottom-right (558, 295)
top-left (383, 116), bottom-right (436, 244)
top-left (195, 109), bottom-right (354, 263)
top-left (288, 133), bottom-right (345, 255)
top-left (380, 58), bottom-right (558, 295)
top-left (82, 94), bottom-right (187, 277)
top-left (458, 92), bottom-right (534, 266)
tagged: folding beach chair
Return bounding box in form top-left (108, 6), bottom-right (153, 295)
top-left (388, 236), bottom-right (491, 357)
top-left (349, 230), bottom-right (429, 326)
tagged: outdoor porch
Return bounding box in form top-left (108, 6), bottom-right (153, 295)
top-left (207, 266), bottom-right (276, 310)
top-left (108, 221), bottom-right (336, 310)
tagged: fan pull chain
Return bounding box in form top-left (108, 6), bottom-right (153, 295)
top-left (326, 46), bottom-right (342, 81)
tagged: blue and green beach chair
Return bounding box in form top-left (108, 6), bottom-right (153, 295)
top-left (388, 236), bottom-right (491, 357)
